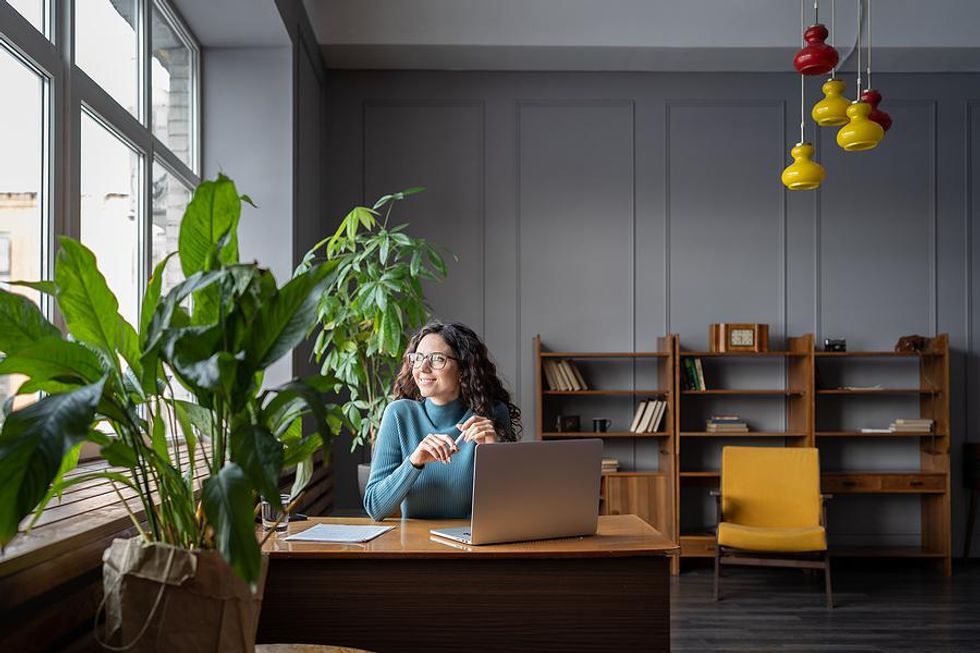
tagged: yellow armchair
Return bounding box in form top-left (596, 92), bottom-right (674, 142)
top-left (713, 446), bottom-right (833, 608)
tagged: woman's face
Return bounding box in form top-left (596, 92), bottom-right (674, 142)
top-left (411, 333), bottom-right (461, 405)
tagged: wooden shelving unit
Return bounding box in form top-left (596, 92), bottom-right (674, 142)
top-left (534, 335), bottom-right (677, 553)
top-left (813, 334), bottom-right (951, 574)
top-left (675, 334), bottom-right (813, 563)
top-left (533, 332), bottom-right (952, 576)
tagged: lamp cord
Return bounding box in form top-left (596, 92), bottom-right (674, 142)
top-left (856, 0), bottom-right (862, 99)
top-left (867, 0), bottom-right (872, 89)
top-left (831, 0), bottom-right (836, 77)
top-left (800, 0), bottom-right (806, 144)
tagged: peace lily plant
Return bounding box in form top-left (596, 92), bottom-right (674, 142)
top-left (298, 187), bottom-right (450, 452)
top-left (0, 174), bottom-right (344, 588)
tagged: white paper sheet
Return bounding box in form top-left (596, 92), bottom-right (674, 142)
top-left (283, 523), bottom-right (395, 543)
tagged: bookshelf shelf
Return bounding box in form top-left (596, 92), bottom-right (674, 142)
top-left (682, 389), bottom-right (805, 396)
top-left (541, 351), bottom-right (670, 359)
top-left (541, 431), bottom-right (670, 439)
top-left (816, 388), bottom-right (939, 395)
top-left (543, 390), bottom-right (667, 396)
top-left (815, 351), bottom-right (941, 358)
top-left (680, 431), bottom-right (806, 438)
top-left (680, 351), bottom-right (808, 358)
top-left (815, 431), bottom-right (941, 438)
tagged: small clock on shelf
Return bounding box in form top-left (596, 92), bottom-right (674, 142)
top-left (709, 323), bottom-right (769, 353)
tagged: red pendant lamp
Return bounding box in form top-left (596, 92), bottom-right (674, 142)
top-left (793, 1), bottom-right (839, 75)
top-left (860, 1), bottom-right (893, 132)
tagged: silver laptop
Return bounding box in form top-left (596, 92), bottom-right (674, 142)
top-left (430, 439), bottom-right (602, 545)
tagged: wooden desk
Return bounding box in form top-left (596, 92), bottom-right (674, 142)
top-left (257, 515), bottom-right (677, 652)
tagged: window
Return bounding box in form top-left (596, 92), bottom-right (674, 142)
top-left (151, 161), bottom-right (192, 293)
top-left (75, 0), bottom-right (140, 118)
top-left (0, 0), bottom-right (200, 410)
top-left (7, 0), bottom-right (47, 37)
top-left (80, 111), bottom-right (143, 325)
top-left (0, 44), bottom-right (47, 411)
top-left (152, 4), bottom-right (197, 169)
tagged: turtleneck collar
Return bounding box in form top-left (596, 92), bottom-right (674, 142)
top-left (423, 397), bottom-right (469, 431)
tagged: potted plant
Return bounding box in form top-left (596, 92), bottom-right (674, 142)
top-left (0, 174), bottom-right (344, 652)
top-left (297, 188), bottom-right (450, 498)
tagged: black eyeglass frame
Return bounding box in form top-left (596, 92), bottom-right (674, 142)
top-left (405, 352), bottom-right (459, 370)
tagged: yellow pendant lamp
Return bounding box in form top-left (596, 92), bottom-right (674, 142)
top-left (836, 0), bottom-right (884, 151)
top-left (811, 2), bottom-right (850, 126)
top-left (812, 78), bottom-right (850, 126)
top-left (836, 101), bottom-right (884, 151)
top-left (782, 143), bottom-right (826, 190)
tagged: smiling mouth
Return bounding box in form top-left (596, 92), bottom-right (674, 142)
top-left (417, 377), bottom-right (436, 384)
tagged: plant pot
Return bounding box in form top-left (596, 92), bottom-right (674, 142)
top-left (100, 538), bottom-right (268, 653)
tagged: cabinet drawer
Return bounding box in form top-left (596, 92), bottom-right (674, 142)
top-left (821, 475), bottom-right (882, 493)
top-left (881, 474), bottom-right (945, 493)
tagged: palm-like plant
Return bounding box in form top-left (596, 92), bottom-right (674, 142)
top-left (297, 188), bottom-right (450, 451)
top-left (0, 174), bottom-right (343, 585)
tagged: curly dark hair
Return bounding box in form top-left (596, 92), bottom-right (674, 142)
top-left (392, 321), bottom-right (522, 440)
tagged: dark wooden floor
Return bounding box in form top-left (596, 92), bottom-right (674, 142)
top-left (671, 561), bottom-right (980, 652)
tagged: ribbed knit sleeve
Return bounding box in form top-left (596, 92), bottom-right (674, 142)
top-left (363, 404), bottom-right (422, 521)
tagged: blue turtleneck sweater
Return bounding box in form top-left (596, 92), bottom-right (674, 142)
top-left (363, 398), bottom-right (510, 521)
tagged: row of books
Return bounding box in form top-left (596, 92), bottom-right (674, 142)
top-left (859, 418), bottom-right (934, 434)
top-left (629, 399), bottom-right (668, 433)
top-left (681, 357), bottom-right (706, 391)
top-left (541, 359), bottom-right (589, 391)
top-left (602, 458), bottom-right (620, 473)
top-left (706, 415), bottom-right (748, 432)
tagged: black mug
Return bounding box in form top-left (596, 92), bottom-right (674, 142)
top-left (592, 418), bottom-right (611, 433)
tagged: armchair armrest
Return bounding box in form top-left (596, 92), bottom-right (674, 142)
top-left (820, 494), bottom-right (832, 528)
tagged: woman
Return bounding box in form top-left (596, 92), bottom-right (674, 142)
top-left (363, 321), bottom-right (522, 521)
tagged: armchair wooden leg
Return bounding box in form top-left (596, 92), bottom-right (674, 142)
top-left (713, 543), bottom-right (721, 601)
top-left (824, 551), bottom-right (833, 609)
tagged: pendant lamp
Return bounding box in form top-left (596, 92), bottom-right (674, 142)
top-left (859, 2), bottom-right (893, 132)
top-left (793, 1), bottom-right (839, 75)
top-left (811, 1), bottom-right (850, 126)
top-left (836, 0), bottom-right (883, 151)
top-left (783, 18), bottom-right (825, 193)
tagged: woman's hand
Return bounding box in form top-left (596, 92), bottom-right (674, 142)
top-left (409, 433), bottom-right (459, 467)
top-left (456, 415), bottom-right (498, 445)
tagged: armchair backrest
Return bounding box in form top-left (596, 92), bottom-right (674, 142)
top-left (721, 446), bottom-right (821, 528)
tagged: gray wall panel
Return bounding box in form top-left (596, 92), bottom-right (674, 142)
top-left (364, 102), bottom-right (485, 332)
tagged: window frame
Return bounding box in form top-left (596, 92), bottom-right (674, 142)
top-left (0, 0), bottom-right (201, 321)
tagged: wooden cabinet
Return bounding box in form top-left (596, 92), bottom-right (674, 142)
top-left (600, 472), bottom-right (671, 533)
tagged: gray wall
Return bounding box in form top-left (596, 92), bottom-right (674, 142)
top-left (321, 70), bottom-right (980, 551)
top-left (203, 46), bottom-right (293, 386)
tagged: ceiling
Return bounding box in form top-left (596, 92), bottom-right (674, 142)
top-left (301, 0), bottom-right (980, 72)
top-left (171, 0), bottom-right (289, 48)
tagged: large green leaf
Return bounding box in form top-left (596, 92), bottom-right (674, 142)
top-left (178, 174), bottom-right (241, 277)
top-left (0, 289), bottom-right (59, 355)
top-left (245, 263), bottom-right (335, 371)
top-left (0, 336), bottom-right (104, 387)
top-left (230, 424), bottom-right (283, 508)
top-left (201, 463), bottom-right (262, 586)
top-left (140, 252), bottom-right (177, 340)
top-left (54, 238), bottom-right (121, 360)
top-left (0, 379), bottom-right (105, 545)
top-left (143, 270), bottom-right (224, 355)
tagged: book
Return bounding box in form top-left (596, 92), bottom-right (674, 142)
top-left (639, 400), bottom-right (659, 432)
top-left (567, 361), bottom-right (589, 390)
top-left (650, 400), bottom-right (667, 432)
top-left (542, 360), bottom-right (560, 391)
top-left (694, 357), bottom-right (706, 391)
top-left (860, 428), bottom-right (891, 433)
top-left (629, 401), bottom-right (649, 432)
top-left (555, 360), bottom-right (574, 391)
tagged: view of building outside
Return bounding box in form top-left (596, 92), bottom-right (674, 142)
top-left (0, 46), bottom-right (44, 411)
top-left (76, 0), bottom-right (139, 117)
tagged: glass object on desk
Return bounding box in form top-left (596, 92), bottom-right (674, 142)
top-left (261, 493), bottom-right (291, 532)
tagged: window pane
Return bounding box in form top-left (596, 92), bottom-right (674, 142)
top-left (152, 7), bottom-right (194, 168)
top-left (0, 46), bottom-right (46, 411)
top-left (151, 161), bottom-right (191, 294)
top-left (80, 112), bottom-right (142, 326)
top-left (75, 0), bottom-right (139, 117)
top-left (7, 0), bottom-right (46, 36)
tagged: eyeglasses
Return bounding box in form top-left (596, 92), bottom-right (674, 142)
top-left (406, 352), bottom-right (458, 370)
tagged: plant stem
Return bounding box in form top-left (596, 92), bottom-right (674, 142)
top-left (110, 480), bottom-right (149, 540)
